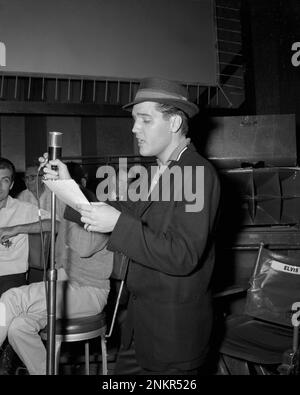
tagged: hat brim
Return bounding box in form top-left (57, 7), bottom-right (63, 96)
top-left (122, 98), bottom-right (199, 118)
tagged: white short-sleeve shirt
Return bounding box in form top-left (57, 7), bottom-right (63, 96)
top-left (0, 196), bottom-right (50, 275)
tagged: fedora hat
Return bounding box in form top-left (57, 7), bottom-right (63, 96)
top-left (122, 77), bottom-right (199, 118)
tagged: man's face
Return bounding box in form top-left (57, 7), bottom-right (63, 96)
top-left (0, 168), bottom-right (13, 204)
top-left (24, 167), bottom-right (41, 194)
top-left (132, 102), bottom-right (173, 162)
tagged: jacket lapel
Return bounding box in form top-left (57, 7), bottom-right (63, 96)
top-left (135, 167), bottom-right (153, 217)
top-left (133, 144), bottom-right (195, 218)
top-left (135, 160), bottom-right (176, 218)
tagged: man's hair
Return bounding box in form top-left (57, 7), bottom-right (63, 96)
top-left (26, 163), bottom-right (39, 171)
top-left (0, 157), bottom-right (15, 182)
top-left (155, 103), bottom-right (189, 136)
top-left (24, 164), bottom-right (39, 176)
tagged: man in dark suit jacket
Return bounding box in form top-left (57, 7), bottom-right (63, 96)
top-left (43, 77), bottom-right (221, 375)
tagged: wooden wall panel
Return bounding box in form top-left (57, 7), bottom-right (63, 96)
top-left (96, 117), bottom-right (134, 157)
top-left (81, 117), bottom-right (97, 158)
top-left (0, 115), bottom-right (25, 171)
top-left (25, 116), bottom-right (47, 167)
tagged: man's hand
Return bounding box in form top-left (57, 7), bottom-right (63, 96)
top-left (38, 152), bottom-right (71, 180)
top-left (0, 227), bottom-right (16, 245)
top-left (77, 203), bottom-right (121, 233)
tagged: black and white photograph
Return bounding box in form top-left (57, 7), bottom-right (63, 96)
top-left (0, 0), bottom-right (300, 381)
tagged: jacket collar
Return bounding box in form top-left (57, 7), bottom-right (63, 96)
top-left (156, 137), bottom-right (191, 167)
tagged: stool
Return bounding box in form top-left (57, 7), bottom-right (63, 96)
top-left (40, 311), bottom-right (107, 375)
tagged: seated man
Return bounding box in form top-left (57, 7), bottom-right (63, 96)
top-left (0, 216), bottom-right (113, 375)
top-left (0, 157), bottom-right (56, 375)
top-left (0, 158), bottom-right (53, 295)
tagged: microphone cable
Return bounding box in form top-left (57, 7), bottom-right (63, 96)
top-left (35, 167), bottom-right (48, 298)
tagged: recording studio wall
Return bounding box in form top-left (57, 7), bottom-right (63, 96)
top-left (0, 115), bottom-right (134, 171)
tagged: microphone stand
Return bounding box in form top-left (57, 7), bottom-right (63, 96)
top-left (46, 191), bottom-right (57, 375)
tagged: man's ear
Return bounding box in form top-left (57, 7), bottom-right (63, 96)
top-left (170, 114), bottom-right (182, 134)
top-left (9, 181), bottom-right (14, 191)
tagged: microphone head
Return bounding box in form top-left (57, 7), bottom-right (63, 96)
top-left (48, 131), bottom-right (63, 148)
top-left (48, 131), bottom-right (63, 161)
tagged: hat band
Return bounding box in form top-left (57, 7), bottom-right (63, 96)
top-left (135, 88), bottom-right (188, 102)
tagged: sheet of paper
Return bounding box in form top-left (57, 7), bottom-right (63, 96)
top-left (43, 179), bottom-right (90, 211)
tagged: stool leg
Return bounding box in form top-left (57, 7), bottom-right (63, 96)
top-left (85, 341), bottom-right (90, 375)
top-left (222, 354), bottom-right (251, 375)
top-left (217, 354), bottom-right (230, 375)
top-left (54, 339), bottom-right (62, 375)
top-left (101, 336), bottom-right (108, 375)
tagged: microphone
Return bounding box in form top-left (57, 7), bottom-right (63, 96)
top-left (48, 131), bottom-right (63, 170)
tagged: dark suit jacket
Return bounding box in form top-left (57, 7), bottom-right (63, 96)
top-left (108, 143), bottom-right (220, 371)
